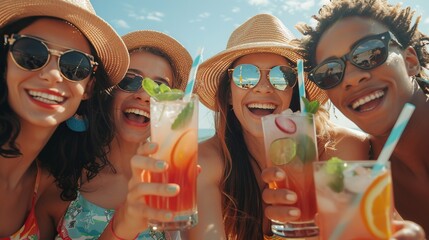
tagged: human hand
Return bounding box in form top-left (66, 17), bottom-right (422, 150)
top-left (261, 166), bottom-right (300, 223)
top-left (391, 220), bottom-right (425, 240)
top-left (112, 142), bottom-right (180, 239)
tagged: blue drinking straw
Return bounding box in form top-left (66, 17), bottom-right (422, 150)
top-left (183, 47), bottom-right (204, 101)
top-left (329, 103), bottom-right (415, 239)
top-left (297, 59), bottom-right (306, 113)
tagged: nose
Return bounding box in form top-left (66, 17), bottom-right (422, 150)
top-left (341, 62), bottom-right (371, 90)
top-left (133, 88), bottom-right (150, 103)
top-left (252, 72), bottom-right (274, 93)
top-left (38, 56), bottom-right (63, 83)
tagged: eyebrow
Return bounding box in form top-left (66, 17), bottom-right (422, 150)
top-left (127, 68), bottom-right (171, 86)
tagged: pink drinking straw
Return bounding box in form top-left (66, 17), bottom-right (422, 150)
top-left (329, 103), bottom-right (415, 240)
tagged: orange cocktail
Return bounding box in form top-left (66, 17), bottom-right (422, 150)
top-left (313, 160), bottom-right (393, 239)
top-left (262, 112), bottom-right (319, 238)
top-left (143, 94), bottom-right (198, 231)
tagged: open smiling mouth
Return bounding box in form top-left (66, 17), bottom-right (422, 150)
top-left (247, 103), bottom-right (277, 116)
top-left (350, 89), bottom-right (386, 113)
top-left (28, 90), bottom-right (65, 104)
top-left (124, 108), bottom-right (150, 124)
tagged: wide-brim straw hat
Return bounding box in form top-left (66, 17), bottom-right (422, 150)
top-left (0, 0), bottom-right (129, 84)
top-left (196, 13), bottom-right (328, 111)
top-left (121, 30), bottom-right (192, 91)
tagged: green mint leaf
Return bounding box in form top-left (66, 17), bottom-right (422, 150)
top-left (155, 91), bottom-right (184, 101)
top-left (324, 157), bottom-right (346, 193)
top-left (302, 97), bottom-right (320, 114)
top-left (296, 134), bottom-right (317, 163)
top-left (171, 101), bottom-right (194, 130)
top-left (142, 77), bottom-right (160, 96)
top-left (159, 83), bottom-right (172, 93)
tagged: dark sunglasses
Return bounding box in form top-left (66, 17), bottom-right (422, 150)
top-left (309, 31), bottom-right (402, 90)
top-left (228, 64), bottom-right (297, 91)
top-left (117, 72), bottom-right (168, 92)
top-left (4, 34), bottom-right (98, 82)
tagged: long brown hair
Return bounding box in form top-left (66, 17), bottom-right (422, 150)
top-left (214, 60), bottom-right (333, 239)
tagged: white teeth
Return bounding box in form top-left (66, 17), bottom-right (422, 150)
top-left (351, 90), bottom-right (384, 109)
top-left (124, 108), bottom-right (150, 118)
top-left (28, 90), bottom-right (64, 103)
top-left (247, 103), bottom-right (276, 109)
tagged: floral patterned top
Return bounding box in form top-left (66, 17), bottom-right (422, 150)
top-left (2, 166), bottom-right (41, 240)
top-left (56, 192), bottom-right (169, 240)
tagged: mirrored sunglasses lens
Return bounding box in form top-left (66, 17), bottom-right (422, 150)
top-left (118, 75), bottom-right (142, 92)
top-left (352, 39), bottom-right (386, 69)
top-left (270, 66), bottom-right (296, 90)
top-left (11, 37), bottom-right (48, 70)
top-left (313, 61), bottom-right (344, 89)
top-left (232, 64), bottom-right (260, 89)
top-left (60, 51), bottom-right (92, 81)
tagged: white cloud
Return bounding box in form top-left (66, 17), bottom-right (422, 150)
top-left (146, 11), bottom-right (164, 21)
top-left (113, 19), bottom-right (130, 29)
top-left (282, 0), bottom-right (315, 13)
top-left (232, 7), bottom-right (240, 13)
top-left (425, 17), bottom-right (429, 24)
top-left (199, 12), bottom-right (210, 18)
top-left (249, 0), bottom-right (269, 6)
top-left (200, 26), bottom-right (206, 31)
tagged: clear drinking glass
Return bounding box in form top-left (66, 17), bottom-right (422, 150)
top-left (262, 112), bottom-right (319, 238)
top-left (142, 94), bottom-right (199, 231)
top-left (313, 160), bottom-right (393, 239)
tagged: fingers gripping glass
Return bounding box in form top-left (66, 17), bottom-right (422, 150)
top-left (117, 72), bottom-right (167, 92)
top-left (4, 34), bottom-right (98, 81)
top-left (228, 64), bottom-right (297, 91)
top-left (309, 31), bottom-right (402, 90)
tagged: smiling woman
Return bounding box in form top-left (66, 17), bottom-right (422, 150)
top-left (188, 13), bottom-right (371, 239)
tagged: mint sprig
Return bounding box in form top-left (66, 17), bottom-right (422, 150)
top-left (302, 97), bottom-right (320, 114)
top-left (324, 157), bottom-right (346, 193)
top-left (142, 78), bottom-right (194, 130)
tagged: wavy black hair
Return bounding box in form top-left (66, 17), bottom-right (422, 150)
top-left (0, 16), bottom-right (114, 200)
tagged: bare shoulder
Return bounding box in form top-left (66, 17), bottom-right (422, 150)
top-left (198, 136), bottom-right (224, 184)
top-left (322, 124), bottom-right (371, 161)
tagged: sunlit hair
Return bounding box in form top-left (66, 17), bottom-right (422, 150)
top-left (297, 0), bottom-right (429, 79)
top-left (0, 17), bottom-right (114, 200)
top-left (214, 57), bottom-right (334, 239)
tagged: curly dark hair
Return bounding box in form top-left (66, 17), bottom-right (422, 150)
top-left (297, 0), bottom-right (429, 78)
top-left (0, 17), bottom-right (114, 200)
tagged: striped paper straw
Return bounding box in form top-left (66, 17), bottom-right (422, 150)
top-left (184, 47), bottom-right (204, 101)
top-left (373, 102), bottom-right (415, 173)
top-left (297, 59), bottom-right (306, 113)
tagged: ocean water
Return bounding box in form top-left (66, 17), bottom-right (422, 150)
top-left (198, 128), bottom-right (215, 142)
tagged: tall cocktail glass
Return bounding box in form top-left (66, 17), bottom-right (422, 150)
top-left (262, 112), bottom-right (319, 238)
top-left (143, 94), bottom-right (199, 231)
top-left (313, 160), bottom-right (393, 239)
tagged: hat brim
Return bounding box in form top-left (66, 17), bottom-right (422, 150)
top-left (122, 30), bottom-right (192, 91)
top-left (196, 43), bottom-right (328, 111)
top-left (0, 0), bottom-right (129, 84)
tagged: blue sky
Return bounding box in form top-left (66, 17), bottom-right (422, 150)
top-left (92, 0), bottom-right (429, 129)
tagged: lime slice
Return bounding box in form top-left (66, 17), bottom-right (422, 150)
top-left (268, 138), bottom-right (297, 166)
top-left (154, 91), bottom-right (184, 101)
top-left (323, 157), bottom-right (346, 193)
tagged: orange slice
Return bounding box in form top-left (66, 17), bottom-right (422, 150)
top-left (171, 130), bottom-right (198, 169)
top-left (360, 171), bottom-right (393, 239)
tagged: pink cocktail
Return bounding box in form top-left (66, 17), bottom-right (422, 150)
top-left (142, 94), bottom-right (198, 231)
top-left (262, 112), bottom-right (319, 238)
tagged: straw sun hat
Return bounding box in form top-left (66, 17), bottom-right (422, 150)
top-left (0, 0), bottom-right (129, 84)
top-left (121, 30), bottom-right (192, 91)
top-left (196, 13), bottom-right (328, 111)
